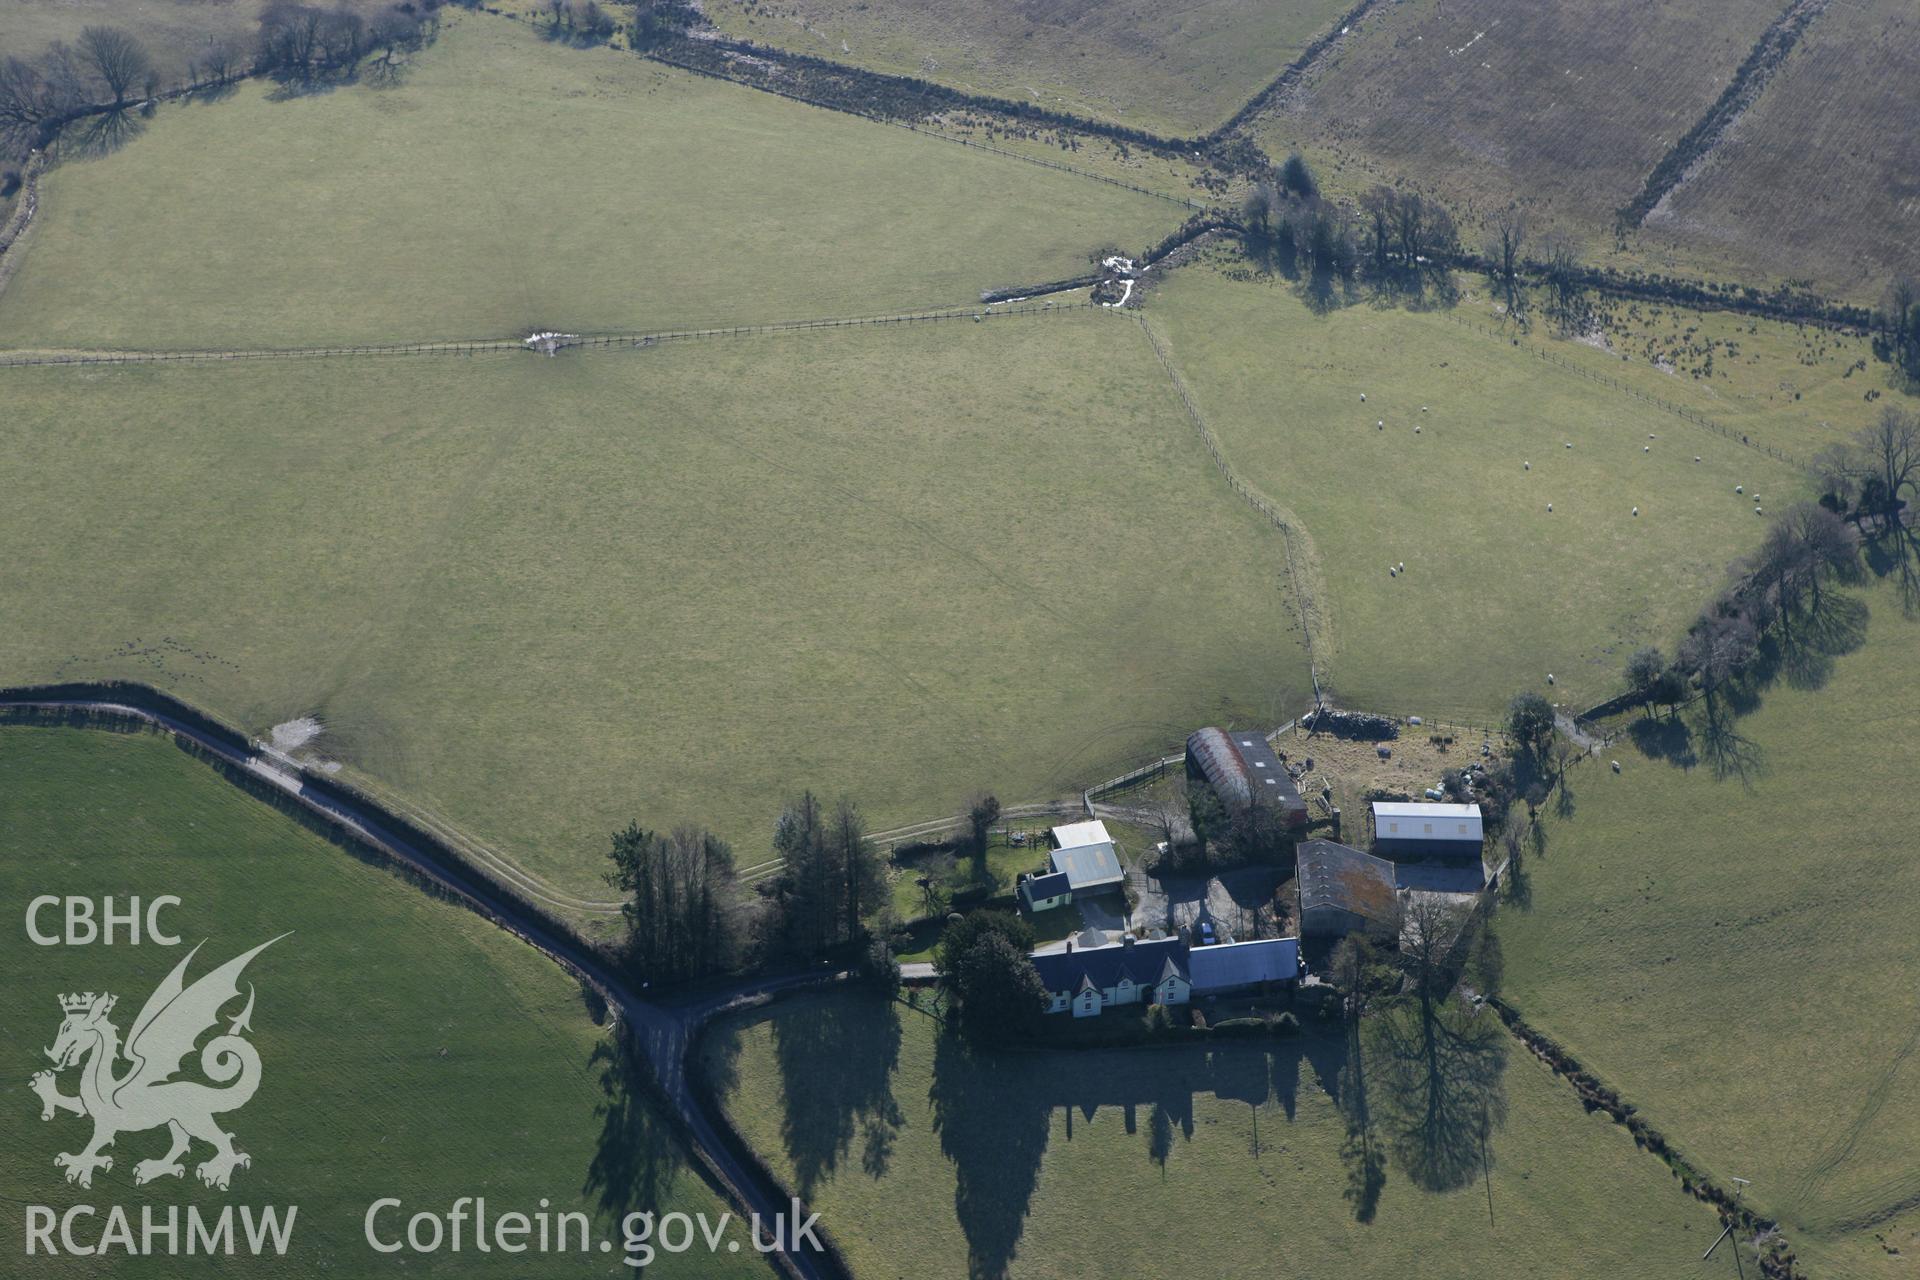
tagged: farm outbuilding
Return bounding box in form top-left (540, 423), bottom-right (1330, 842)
top-left (1018, 822), bottom-right (1125, 912)
top-left (1187, 937), bottom-right (1300, 994)
top-left (1185, 727), bottom-right (1309, 829)
top-left (1297, 838), bottom-right (1398, 938)
top-left (1370, 801), bottom-right (1484, 858)
top-left (1019, 870), bottom-right (1073, 912)
top-left (1048, 820), bottom-right (1125, 892)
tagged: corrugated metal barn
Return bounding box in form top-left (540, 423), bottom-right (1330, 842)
top-left (1185, 726), bottom-right (1309, 828)
top-left (1370, 801), bottom-right (1484, 858)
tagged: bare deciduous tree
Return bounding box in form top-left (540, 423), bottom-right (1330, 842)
top-left (1539, 231), bottom-right (1589, 334)
top-left (78, 27), bottom-right (152, 107)
top-left (0, 55), bottom-right (76, 144)
top-left (1485, 206), bottom-right (1525, 316)
top-left (960, 792), bottom-right (1000, 874)
top-left (1858, 407), bottom-right (1919, 527)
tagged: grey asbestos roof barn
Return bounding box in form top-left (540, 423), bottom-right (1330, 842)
top-left (1187, 937), bottom-right (1300, 991)
top-left (1296, 838), bottom-right (1397, 935)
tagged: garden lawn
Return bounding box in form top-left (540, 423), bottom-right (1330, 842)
top-left (0, 11), bottom-right (1182, 351)
top-left (0, 309), bottom-right (1311, 906)
top-left (1497, 576), bottom-right (1920, 1279)
top-left (1147, 263), bottom-right (1812, 720)
top-left (698, 986), bottom-right (1725, 1280)
top-left (0, 725), bottom-right (756, 1278)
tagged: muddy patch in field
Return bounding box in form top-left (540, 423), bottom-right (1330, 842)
top-left (265, 716), bottom-right (337, 770)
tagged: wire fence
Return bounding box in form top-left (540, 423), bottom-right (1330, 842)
top-left (1440, 312), bottom-right (1808, 471)
top-left (0, 300), bottom-right (1113, 369)
top-left (1136, 314), bottom-right (1325, 704)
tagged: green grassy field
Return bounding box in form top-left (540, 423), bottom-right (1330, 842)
top-left (699, 985), bottom-right (1726, 1280)
top-left (0, 725), bottom-right (757, 1277)
top-left (1543, 290), bottom-right (1910, 464)
top-left (1146, 260), bottom-right (1811, 720)
top-left (0, 310), bottom-right (1312, 906)
top-left (0, 11), bottom-right (1182, 351)
top-left (1497, 576), bottom-right (1920, 1279)
top-left (698, 0), bottom-right (1356, 137)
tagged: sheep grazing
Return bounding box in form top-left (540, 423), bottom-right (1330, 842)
top-left (1648, 433), bottom-right (1656, 440)
top-left (1696, 456), bottom-right (1702, 462)
top-left (1756, 506), bottom-right (1764, 515)
top-left (1360, 393), bottom-right (1367, 402)
top-left (1633, 506), bottom-right (1639, 516)
top-left (1414, 425), bottom-right (1421, 433)
top-left (1377, 420), bottom-right (1385, 428)
top-left (1422, 406), bottom-right (1429, 413)
top-left (1565, 442), bottom-right (1573, 448)
top-left (1546, 674), bottom-right (1555, 685)
top-left (1546, 502), bottom-right (1553, 512)
top-left (1736, 485), bottom-right (1744, 493)
top-left (1397, 562), bottom-right (1405, 572)
top-left (1611, 759), bottom-right (1621, 773)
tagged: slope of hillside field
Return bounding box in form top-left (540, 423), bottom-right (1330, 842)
top-left (0, 726), bottom-right (755, 1278)
top-left (0, 311), bottom-right (1311, 904)
top-left (1641, 0), bottom-right (1920, 300)
top-left (0, 11), bottom-right (1181, 351)
top-left (1255, 0), bottom-right (1783, 256)
top-left (1147, 262), bottom-right (1808, 720)
top-left (698, 0), bottom-right (1356, 137)
top-left (1497, 576), bottom-right (1920, 1277)
top-left (699, 986), bottom-right (1725, 1280)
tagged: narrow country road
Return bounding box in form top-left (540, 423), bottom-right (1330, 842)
top-left (0, 696), bottom-right (840, 1280)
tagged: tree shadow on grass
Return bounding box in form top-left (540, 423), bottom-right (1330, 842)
top-left (583, 1032), bottom-right (685, 1221)
top-left (1695, 691), bottom-right (1765, 787)
top-left (1629, 714), bottom-right (1698, 770)
top-left (774, 991), bottom-right (903, 1196)
top-left (930, 1031), bottom-right (1050, 1280)
top-left (1338, 1018), bottom-right (1386, 1222)
top-left (52, 107), bottom-right (145, 161)
top-left (182, 80), bottom-right (241, 106)
top-left (1368, 998), bottom-right (1507, 1194)
top-left (1631, 588), bottom-right (1871, 782)
top-left (1863, 524), bottom-right (1920, 618)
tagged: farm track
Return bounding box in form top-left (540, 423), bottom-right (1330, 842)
top-left (0, 697), bottom-right (843, 1280)
top-left (1790, 1014), bottom-right (1920, 1230)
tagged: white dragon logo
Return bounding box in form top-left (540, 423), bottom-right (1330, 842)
top-left (29, 935), bottom-right (287, 1191)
